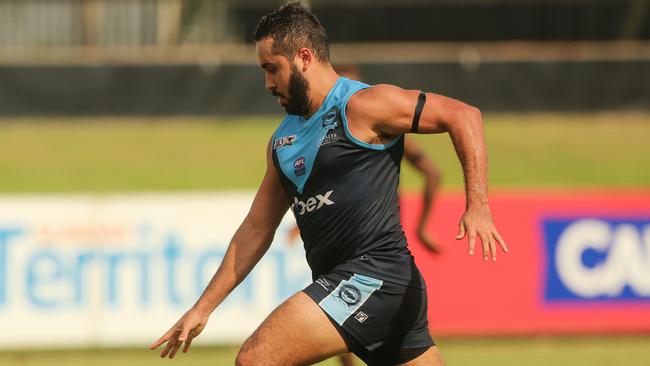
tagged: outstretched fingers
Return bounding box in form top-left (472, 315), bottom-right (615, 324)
top-left (150, 328), bottom-right (174, 350)
top-left (154, 327), bottom-right (192, 359)
top-left (468, 229), bottom-right (477, 257)
top-left (168, 338), bottom-right (183, 359)
top-left (159, 331), bottom-right (180, 358)
top-left (168, 326), bottom-right (193, 358)
top-left (457, 208), bottom-right (508, 262)
top-left (493, 229), bottom-right (509, 253)
top-left (183, 338), bottom-right (194, 353)
top-left (482, 226), bottom-right (508, 261)
top-left (458, 221), bottom-right (477, 256)
top-left (152, 310), bottom-right (207, 358)
top-left (456, 221), bottom-right (466, 240)
top-left (480, 232), bottom-right (490, 261)
top-left (488, 235), bottom-right (497, 262)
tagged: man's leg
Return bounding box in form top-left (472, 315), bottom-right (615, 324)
top-left (398, 346), bottom-right (446, 366)
top-left (339, 353), bottom-right (357, 366)
top-left (236, 291), bottom-right (348, 366)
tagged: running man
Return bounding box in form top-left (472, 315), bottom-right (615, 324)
top-left (151, 2), bottom-right (507, 365)
top-left (403, 138), bottom-right (443, 253)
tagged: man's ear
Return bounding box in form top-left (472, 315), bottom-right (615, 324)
top-left (295, 47), bottom-right (313, 72)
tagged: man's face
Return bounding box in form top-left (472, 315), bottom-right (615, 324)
top-left (256, 38), bottom-right (311, 116)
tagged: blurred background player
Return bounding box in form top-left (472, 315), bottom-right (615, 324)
top-left (336, 65), bottom-right (443, 254)
top-left (403, 133), bottom-right (442, 253)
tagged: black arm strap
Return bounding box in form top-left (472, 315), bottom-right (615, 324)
top-left (410, 92), bottom-right (427, 133)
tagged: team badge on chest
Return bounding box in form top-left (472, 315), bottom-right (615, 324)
top-left (322, 106), bottom-right (338, 128)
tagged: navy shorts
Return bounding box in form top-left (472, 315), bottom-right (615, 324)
top-left (303, 270), bottom-right (434, 365)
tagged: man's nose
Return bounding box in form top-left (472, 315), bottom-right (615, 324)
top-left (265, 74), bottom-right (275, 91)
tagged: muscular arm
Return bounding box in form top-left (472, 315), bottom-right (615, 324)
top-left (151, 140), bottom-right (290, 358)
top-left (193, 143), bottom-right (289, 313)
top-left (347, 85), bottom-right (507, 260)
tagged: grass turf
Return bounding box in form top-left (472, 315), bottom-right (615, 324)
top-left (0, 114), bottom-right (648, 363)
top-left (1, 336), bottom-right (649, 366)
top-left (0, 113), bottom-right (648, 192)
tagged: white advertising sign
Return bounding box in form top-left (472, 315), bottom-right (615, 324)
top-left (0, 193), bottom-right (310, 348)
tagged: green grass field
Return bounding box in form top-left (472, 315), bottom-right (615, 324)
top-left (1, 336), bottom-right (649, 366)
top-left (0, 113), bottom-right (649, 365)
top-left (0, 113), bottom-right (648, 192)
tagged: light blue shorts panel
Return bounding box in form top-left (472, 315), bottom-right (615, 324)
top-left (318, 274), bottom-right (383, 326)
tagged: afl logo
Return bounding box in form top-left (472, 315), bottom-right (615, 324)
top-left (294, 156), bottom-right (306, 176)
top-left (322, 106), bottom-right (338, 128)
top-left (338, 285), bottom-right (361, 306)
top-left (294, 157), bottom-right (305, 169)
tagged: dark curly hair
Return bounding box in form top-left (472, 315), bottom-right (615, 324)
top-left (254, 2), bottom-right (330, 63)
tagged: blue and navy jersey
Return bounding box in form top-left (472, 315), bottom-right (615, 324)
top-left (272, 77), bottom-right (420, 286)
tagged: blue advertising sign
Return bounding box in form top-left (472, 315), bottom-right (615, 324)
top-left (544, 218), bottom-right (650, 302)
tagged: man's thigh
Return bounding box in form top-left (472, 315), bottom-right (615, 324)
top-left (398, 346), bottom-right (446, 366)
top-left (236, 291), bottom-right (348, 366)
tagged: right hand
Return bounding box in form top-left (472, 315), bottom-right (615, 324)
top-left (455, 204), bottom-right (508, 261)
top-left (150, 308), bottom-right (209, 359)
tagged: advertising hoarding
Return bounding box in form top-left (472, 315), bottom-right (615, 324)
top-left (1, 190), bottom-right (649, 348)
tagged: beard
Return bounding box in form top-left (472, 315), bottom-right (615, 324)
top-left (279, 64), bottom-right (311, 116)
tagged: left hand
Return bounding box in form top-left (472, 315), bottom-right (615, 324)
top-left (455, 204), bottom-right (508, 261)
top-left (417, 227), bottom-right (442, 254)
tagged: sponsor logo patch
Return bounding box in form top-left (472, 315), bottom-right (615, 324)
top-left (321, 131), bottom-right (339, 146)
top-left (292, 190), bottom-right (334, 215)
top-left (543, 217), bottom-right (650, 302)
top-left (294, 156), bottom-right (306, 176)
top-left (316, 278), bottom-right (333, 291)
top-left (273, 135), bottom-right (296, 150)
top-left (354, 311), bottom-right (369, 323)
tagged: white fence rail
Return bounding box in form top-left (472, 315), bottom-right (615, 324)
top-left (0, 0), bottom-right (231, 48)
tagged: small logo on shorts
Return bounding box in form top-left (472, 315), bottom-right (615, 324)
top-left (354, 311), bottom-right (369, 323)
top-left (338, 285), bottom-right (361, 306)
top-left (316, 278), bottom-right (332, 291)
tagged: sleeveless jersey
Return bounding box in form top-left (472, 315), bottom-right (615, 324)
top-left (272, 77), bottom-right (420, 286)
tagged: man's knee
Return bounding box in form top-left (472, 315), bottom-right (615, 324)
top-left (236, 337), bottom-right (285, 366)
top-left (234, 349), bottom-right (255, 366)
top-left (399, 346), bottom-right (446, 366)
top-left (236, 337), bottom-right (260, 366)
top-left (236, 349), bottom-right (290, 366)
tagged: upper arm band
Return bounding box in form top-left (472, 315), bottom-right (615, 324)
top-left (410, 92), bottom-right (427, 133)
